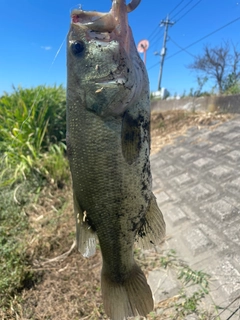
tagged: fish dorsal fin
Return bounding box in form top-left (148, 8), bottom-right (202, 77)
top-left (136, 192), bottom-right (166, 249)
top-left (73, 192), bottom-right (97, 257)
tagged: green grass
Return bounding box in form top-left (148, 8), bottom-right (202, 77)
top-left (0, 85), bottom-right (68, 186)
top-left (0, 179), bottom-right (42, 310)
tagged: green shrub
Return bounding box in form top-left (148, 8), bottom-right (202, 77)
top-left (224, 82), bottom-right (240, 95)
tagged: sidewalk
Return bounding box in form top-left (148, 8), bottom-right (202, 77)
top-left (149, 115), bottom-right (240, 319)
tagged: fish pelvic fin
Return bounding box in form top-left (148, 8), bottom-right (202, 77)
top-left (73, 192), bottom-right (96, 257)
top-left (101, 263), bottom-right (153, 320)
top-left (137, 192), bottom-right (166, 249)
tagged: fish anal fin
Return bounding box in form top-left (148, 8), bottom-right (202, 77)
top-left (137, 192), bottom-right (166, 249)
top-left (101, 263), bottom-right (153, 320)
top-left (73, 192), bottom-right (96, 257)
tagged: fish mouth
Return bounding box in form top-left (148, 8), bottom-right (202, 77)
top-left (71, 0), bottom-right (141, 37)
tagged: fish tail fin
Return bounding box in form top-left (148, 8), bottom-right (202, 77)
top-left (101, 263), bottom-right (153, 320)
top-left (137, 192), bottom-right (166, 249)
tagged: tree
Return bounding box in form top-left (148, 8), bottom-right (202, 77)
top-left (188, 41), bottom-right (240, 94)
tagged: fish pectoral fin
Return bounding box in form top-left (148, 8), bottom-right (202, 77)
top-left (136, 192), bottom-right (166, 249)
top-left (73, 193), bottom-right (97, 258)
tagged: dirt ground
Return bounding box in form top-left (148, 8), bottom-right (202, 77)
top-left (4, 110), bottom-right (233, 320)
top-left (150, 110), bottom-right (233, 154)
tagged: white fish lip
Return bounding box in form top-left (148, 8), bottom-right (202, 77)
top-left (71, 10), bottom-right (116, 33)
top-left (95, 77), bottom-right (127, 86)
top-left (70, 0), bottom-right (141, 34)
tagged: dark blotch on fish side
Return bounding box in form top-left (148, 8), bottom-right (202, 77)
top-left (111, 269), bottom-right (128, 284)
top-left (137, 216), bottom-right (147, 238)
top-left (137, 213), bottom-right (155, 244)
top-left (121, 111), bottom-right (142, 164)
top-left (130, 205), bottom-right (145, 232)
top-left (141, 160), bottom-right (151, 195)
top-left (87, 102), bottom-right (103, 115)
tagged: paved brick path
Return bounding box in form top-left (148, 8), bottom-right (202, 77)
top-left (149, 115), bottom-right (240, 319)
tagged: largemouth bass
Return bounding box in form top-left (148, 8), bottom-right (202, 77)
top-left (66, 0), bottom-right (165, 319)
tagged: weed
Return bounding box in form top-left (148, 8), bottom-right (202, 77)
top-left (147, 250), bottom-right (215, 319)
top-left (0, 178), bottom-right (41, 309)
top-left (174, 289), bottom-right (207, 318)
top-left (178, 266), bottom-right (210, 293)
top-left (158, 120), bottom-right (165, 129)
top-left (39, 143), bottom-right (69, 187)
top-left (160, 249), bottom-right (177, 269)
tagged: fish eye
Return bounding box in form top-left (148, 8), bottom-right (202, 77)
top-left (71, 40), bottom-right (85, 56)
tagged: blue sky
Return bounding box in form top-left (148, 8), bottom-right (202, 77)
top-left (1, 0), bottom-right (240, 96)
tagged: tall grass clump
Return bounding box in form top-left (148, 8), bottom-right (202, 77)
top-left (0, 85), bottom-right (69, 311)
top-left (0, 85), bottom-right (68, 186)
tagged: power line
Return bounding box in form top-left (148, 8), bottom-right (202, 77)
top-left (169, 0), bottom-right (186, 16)
top-left (148, 61), bottom-right (160, 71)
top-left (147, 24), bottom-right (160, 42)
top-left (147, 15), bottom-right (240, 71)
top-left (147, 0), bottom-right (189, 43)
top-left (168, 36), bottom-right (196, 58)
top-left (147, 0), bottom-right (203, 51)
top-left (149, 31), bottom-right (164, 49)
top-left (176, 0), bottom-right (203, 22)
top-left (172, 0), bottom-right (195, 20)
top-left (150, 29), bottom-right (163, 45)
top-left (166, 15), bottom-right (240, 60)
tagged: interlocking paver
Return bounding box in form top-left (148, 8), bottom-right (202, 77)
top-left (161, 204), bottom-right (188, 226)
top-left (155, 191), bottom-right (170, 204)
top-left (193, 141), bottom-right (212, 149)
top-left (199, 224), bottom-right (230, 251)
top-left (168, 146), bottom-right (188, 157)
top-left (208, 165), bottom-right (234, 180)
top-left (171, 172), bottom-right (193, 186)
top-left (183, 227), bottom-right (213, 256)
top-left (213, 258), bottom-right (240, 300)
top-left (148, 270), bottom-right (180, 303)
top-left (223, 132), bottom-right (240, 141)
top-left (226, 150), bottom-right (240, 162)
top-left (208, 143), bottom-right (228, 155)
top-left (201, 199), bottom-right (237, 221)
top-left (180, 152), bottom-right (197, 162)
top-left (155, 159), bottom-right (167, 168)
top-left (225, 177), bottom-right (240, 194)
top-left (162, 165), bottom-right (180, 177)
top-left (149, 115), bottom-right (240, 315)
top-left (185, 183), bottom-right (215, 200)
top-left (193, 157), bottom-right (215, 170)
top-left (223, 223), bottom-right (240, 245)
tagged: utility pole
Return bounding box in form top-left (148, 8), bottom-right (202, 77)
top-left (157, 16), bottom-right (174, 91)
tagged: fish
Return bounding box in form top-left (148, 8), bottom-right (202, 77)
top-left (66, 0), bottom-right (166, 319)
